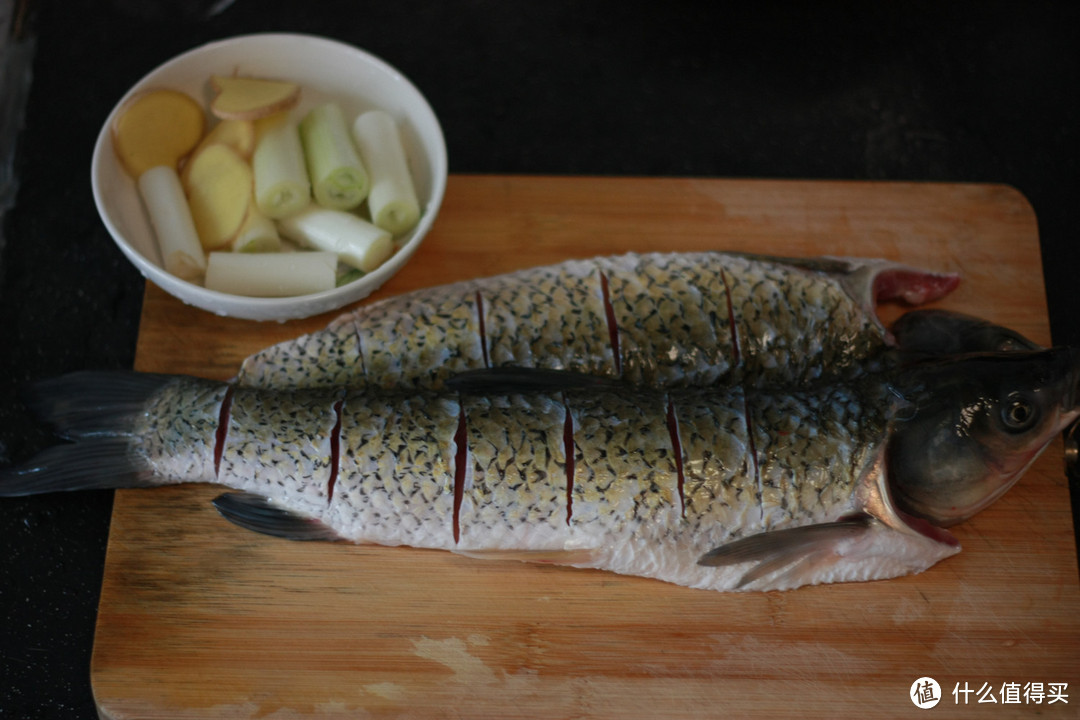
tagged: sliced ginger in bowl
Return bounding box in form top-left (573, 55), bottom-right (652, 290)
top-left (210, 76), bottom-right (301, 121)
top-left (112, 89), bottom-right (205, 178)
top-left (182, 143), bottom-right (254, 250)
top-left (190, 118), bottom-right (256, 161)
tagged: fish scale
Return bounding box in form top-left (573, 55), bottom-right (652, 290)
top-left (332, 392), bottom-right (459, 548)
top-left (220, 388), bottom-right (341, 518)
top-left (457, 393), bottom-right (567, 550)
top-left (237, 252), bottom-right (936, 392)
top-left (482, 260), bottom-right (613, 377)
top-left (356, 289), bottom-right (483, 391)
top-left (136, 376), bottom-right (224, 484)
top-left (674, 388), bottom-right (760, 538)
top-left (566, 390), bottom-right (681, 537)
top-left (723, 254), bottom-right (886, 387)
top-left (599, 253), bottom-right (734, 386)
top-left (749, 383), bottom-right (890, 530)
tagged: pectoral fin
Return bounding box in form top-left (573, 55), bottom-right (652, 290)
top-left (212, 492), bottom-right (342, 542)
top-left (698, 516), bottom-right (873, 589)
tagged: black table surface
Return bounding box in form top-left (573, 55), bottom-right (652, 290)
top-left (1, 2), bottom-right (1077, 717)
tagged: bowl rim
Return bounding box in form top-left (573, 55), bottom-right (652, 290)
top-left (90, 32), bottom-right (448, 320)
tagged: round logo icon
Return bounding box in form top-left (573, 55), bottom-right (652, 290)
top-left (911, 677), bottom-right (942, 709)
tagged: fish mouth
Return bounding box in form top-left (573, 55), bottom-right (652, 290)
top-left (894, 506), bottom-right (960, 547)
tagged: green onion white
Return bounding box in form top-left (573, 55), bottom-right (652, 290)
top-left (137, 165), bottom-right (207, 281)
top-left (350, 110), bottom-right (420, 234)
top-left (277, 206), bottom-right (394, 273)
top-left (230, 207), bottom-right (282, 253)
top-left (300, 103), bottom-right (369, 211)
top-left (252, 115), bottom-right (311, 219)
top-left (204, 250), bottom-right (337, 297)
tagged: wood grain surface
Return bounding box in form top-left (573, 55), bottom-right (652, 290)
top-left (92, 176), bottom-right (1080, 719)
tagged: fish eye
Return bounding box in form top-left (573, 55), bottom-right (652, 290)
top-left (1000, 394), bottom-right (1039, 432)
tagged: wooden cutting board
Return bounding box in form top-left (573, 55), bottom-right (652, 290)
top-left (92, 176), bottom-right (1080, 719)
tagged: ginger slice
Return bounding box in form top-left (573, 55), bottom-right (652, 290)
top-left (210, 75), bottom-right (301, 121)
top-left (112, 89), bottom-right (205, 178)
top-left (182, 143), bottom-right (254, 250)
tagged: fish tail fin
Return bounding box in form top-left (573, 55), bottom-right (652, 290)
top-left (0, 371), bottom-right (176, 496)
top-left (0, 437), bottom-right (158, 496)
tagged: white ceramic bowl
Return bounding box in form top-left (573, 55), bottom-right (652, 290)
top-left (91, 33), bottom-right (447, 322)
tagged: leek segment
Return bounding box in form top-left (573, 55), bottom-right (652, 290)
top-left (252, 114), bottom-right (311, 220)
top-left (351, 110), bottom-right (420, 234)
top-left (137, 165), bottom-right (207, 281)
top-left (299, 102), bottom-right (370, 211)
top-left (278, 206), bottom-right (393, 273)
top-left (230, 207), bottom-right (282, 253)
top-left (204, 251), bottom-right (337, 297)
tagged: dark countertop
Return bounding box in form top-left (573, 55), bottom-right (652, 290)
top-left (1, 2), bottom-right (1077, 717)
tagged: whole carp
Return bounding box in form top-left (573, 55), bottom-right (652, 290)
top-left (2, 348), bottom-right (1077, 592)
top-left (1, 253), bottom-right (1069, 592)
top-left (238, 252), bottom-right (960, 391)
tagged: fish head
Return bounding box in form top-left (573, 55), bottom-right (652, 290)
top-left (887, 347), bottom-right (1080, 527)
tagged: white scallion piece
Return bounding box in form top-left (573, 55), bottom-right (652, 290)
top-left (350, 110), bottom-right (420, 234)
top-left (230, 206), bottom-right (282, 253)
top-left (137, 165), bottom-right (207, 281)
top-left (300, 102), bottom-right (369, 210)
top-left (204, 250), bottom-right (337, 297)
top-left (277, 206), bottom-right (393, 272)
top-left (252, 114), bottom-right (311, 219)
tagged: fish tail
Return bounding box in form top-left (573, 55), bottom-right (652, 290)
top-left (22, 371), bottom-right (176, 439)
top-left (0, 371), bottom-right (184, 496)
top-left (0, 437), bottom-right (157, 496)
